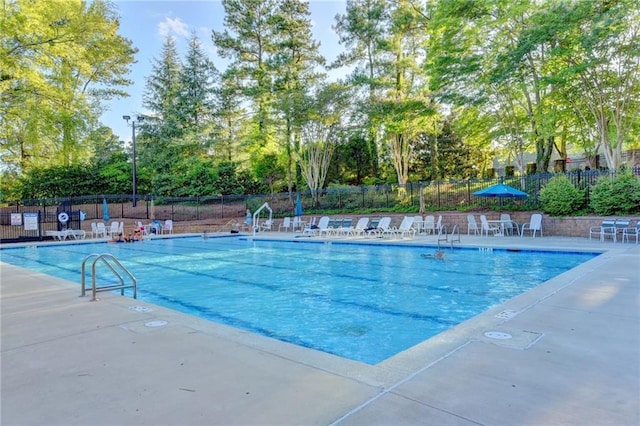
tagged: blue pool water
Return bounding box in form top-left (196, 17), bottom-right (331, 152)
top-left (1, 237), bottom-right (598, 364)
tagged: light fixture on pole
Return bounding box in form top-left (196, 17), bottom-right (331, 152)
top-left (122, 115), bottom-right (144, 207)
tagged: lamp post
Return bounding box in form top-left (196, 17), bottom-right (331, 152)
top-left (122, 115), bottom-right (144, 207)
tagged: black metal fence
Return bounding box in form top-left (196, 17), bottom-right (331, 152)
top-left (1, 169), bottom-right (637, 243)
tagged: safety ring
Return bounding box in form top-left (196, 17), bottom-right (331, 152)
top-left (58, 212), bottom-right (69, 223)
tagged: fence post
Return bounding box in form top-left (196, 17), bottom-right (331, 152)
top-left (221, 195), bottom-right (224, 219)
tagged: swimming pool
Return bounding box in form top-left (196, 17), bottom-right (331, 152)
top-left (1, 237), bottom-right (598, 364)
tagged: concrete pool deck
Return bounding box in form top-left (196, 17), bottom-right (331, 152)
top-left (1, 234), bottom-right (639, 425)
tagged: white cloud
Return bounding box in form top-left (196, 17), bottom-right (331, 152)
top-left (157, 16), bottom-right (190, 38)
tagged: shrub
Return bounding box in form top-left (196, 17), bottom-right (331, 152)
top-left (539, 175), bottom-right (584, 216)
top-left (589, 171), bottom-right (640, 215)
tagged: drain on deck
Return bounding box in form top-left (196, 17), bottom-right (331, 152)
top-left (129, 306), bottom-right (153, 313)
top-left (484, 331), bottom-right (513, 340)
top-left (145, 320), bottom-right (168, 328)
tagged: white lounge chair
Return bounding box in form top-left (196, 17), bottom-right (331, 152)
top-left (303, 216), bottom-right (329, 236)
top-left (163, 220), bottom-right (173, 234)
top-left (336, 218), bottom-right (353, 235)
top-left (350, 217), bottom-right (369, 236)
top-left (368, 217), bottom-right (393, 238)
top-left (521, 213), bottom-right (543, 238)
top-left (395, 216), bottom-right (416, 239)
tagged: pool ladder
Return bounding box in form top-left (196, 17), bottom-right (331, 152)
top-left (437, 224), bottom-right (460, 250)
top-left (81, 253), bottom-right (137, 301)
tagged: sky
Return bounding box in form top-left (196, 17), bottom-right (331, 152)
top-left (104, 0), bottom-right (348, 144)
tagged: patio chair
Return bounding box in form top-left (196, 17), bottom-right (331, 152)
top-left (278, 217), bottom-right (292, 232)
top-left (467, 215), bottom-right (479, 236)
top-left (96, 222), bottom-right (108, 238)
top-left (589, 219), bottom-right (616, 242)
top-left (259, 219), bottom-right (274, 232)
top-left (423, 215), bottom-right (436, 235)
top-left (163, 220), bottom-right (173, 234)
top-left (292, 216), bottom-right (304, 232)
top-left (90, 222), bottom-right (100, 238)
top-left (412, 215), bottom-right (424, 234)
top-left (500, 213), bottom-right (519, 236)
top-left (480, 215), bottom-right (501, 236)
top-left (622, 222), bottom-right (639, 244)
top-left (435, 215), bottom-right (443, 234)
top-left (614, 219), bottom-right (631, 240)
top-left (520, 213), bottom-right (543, 238)
top-left (108, 221), bottom-right (120, 238)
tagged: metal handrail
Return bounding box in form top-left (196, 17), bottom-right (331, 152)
top-left (437, 224), bottom-right (460, 250)
top-left (81, 253), bottom-right (137, 301)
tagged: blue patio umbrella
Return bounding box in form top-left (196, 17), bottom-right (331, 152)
top-left (295, 194), bottom-right (303, 216)
top-left (473, 183), bottom-right (528, 198)
top-left (102, 198), bottom-right (110, 221)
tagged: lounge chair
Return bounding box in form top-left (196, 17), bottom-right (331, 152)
top-left (589, 219), bottom-right (616, 242)
top-left (395, 216), bottom-right (416, 239)
top-left (163, 220), bottom-right (173, 234)
top-left (278, 217), bottom-right (292, 232)
top-left (368, 217), bottom-right (393, 238)
top-left (480, 215), bottom-right (501, 236)
top-left (467, 215), bottom-right (479, 235)
top-left (303, 216), bottom-right (329, 236)
top-left (520, 213), bottom-right (543, 238)
top-left (336, 218), bottom-right (353, 235)
top-left (350, 217), bottom-right (369, 236)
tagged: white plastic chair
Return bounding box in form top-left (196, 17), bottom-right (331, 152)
top-left (423, 215), bottom-right (435, 234)
top-left (96, 222), bottom-right (107, 238)
top-left (163, 220), bottom-right (173, 234)
top-left (108, 221), bottom-right (120, 238)
top-left (500, 213), bottom-right (518, 236)
top-left (467, 215), bottom-right (479, 235)
top-left (520, 213), bottom-right (543, 238)
top-left (278, 217), bottom-right (291, 232)
top-left (480, 215), bottom-right (500, 237)
top-left (90, 222), bottom-right (99, 238)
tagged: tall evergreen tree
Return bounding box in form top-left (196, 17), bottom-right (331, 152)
top-left (270, 0), bottom-right (326, 196)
